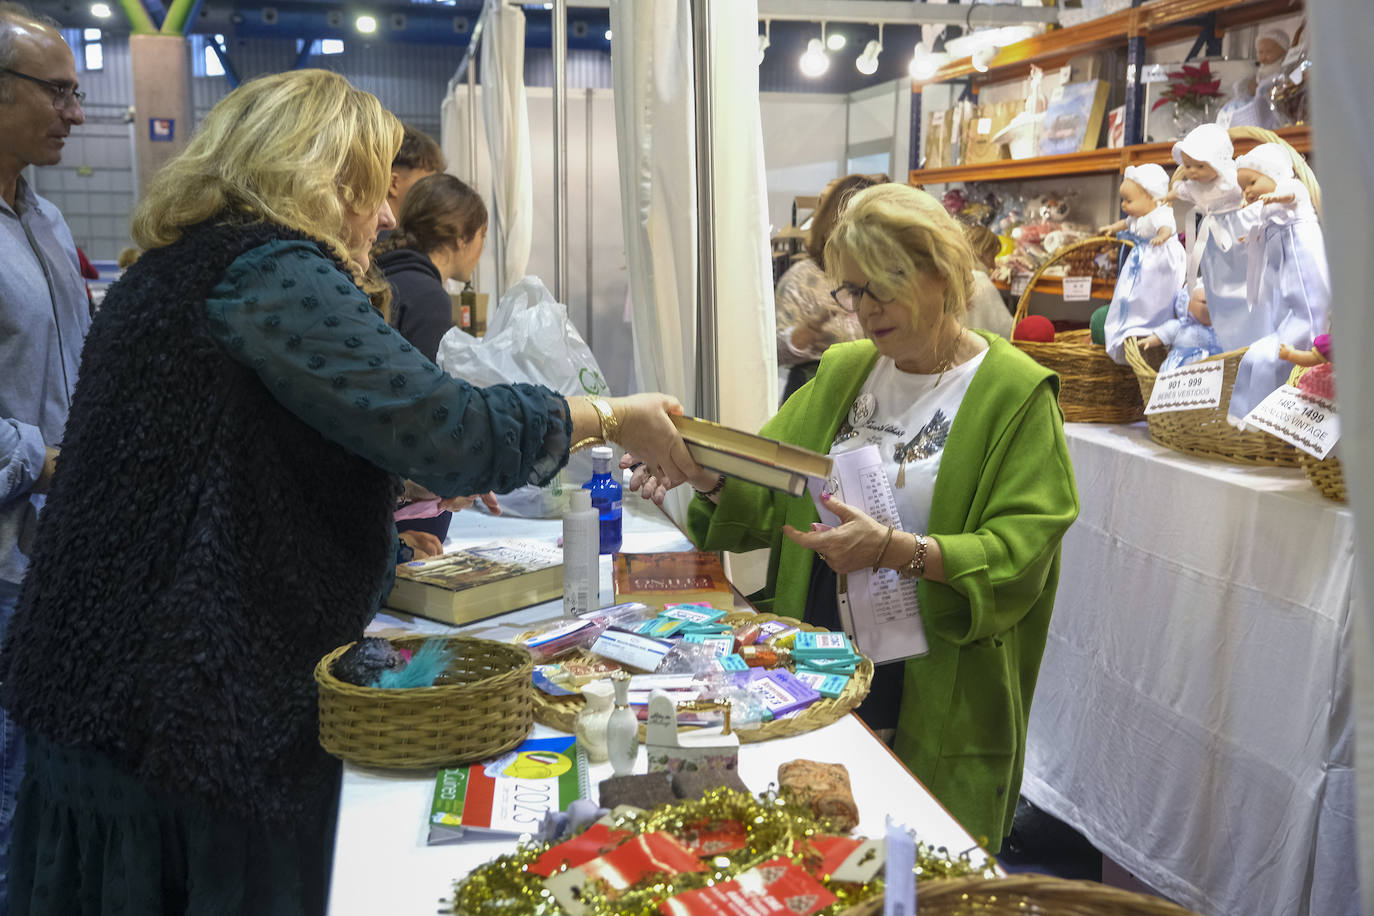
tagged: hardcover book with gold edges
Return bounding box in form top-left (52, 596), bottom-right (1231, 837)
top-left (612, 551), bottom-right (734, 612)
top-left (670, 415), bottom-right (832, 497)
top-left (388, 539), bottom-right (562, 626)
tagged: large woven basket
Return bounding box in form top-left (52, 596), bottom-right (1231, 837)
top-left (315, 635), bottom-right (533, 769)
top-left (1123, 337), bottom-right (1299, 466)
top-left (1288, 365), bottom-right (1346, 502)
top-left (529, 612), bottom-right (873, 742)
top-left (1012, 235), bottom-right (1143, 423)
top-left (840, 874), bottom-right (1199, 915)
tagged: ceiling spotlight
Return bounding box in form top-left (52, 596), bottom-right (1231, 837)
top-left (909, 44), bottom-right (950, 81)
top-left (856, 39), bottom-right (881, 76)
top-left (355, 14), bottom-right (377, 33)
top-left (826, 31), bottom-right (846, 52)
top-left (90, 2), bottom-right (112, 18)
top-left (757, 20), bottom-right (771, 66)
top-left (604, 28), bottom-right (612, 40)
top-left (326, 9), bottom-right (343, 27)
top-left (799, 37), bottom-right (829, 78)
top-left (971, 45), bottom-right (997, 73)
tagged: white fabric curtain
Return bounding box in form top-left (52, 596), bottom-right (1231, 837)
top-left (706, 1), bottom-right (778, 432)
top-left (1306, 5), bottom-right (1374, 910)
top-left (609, 0), bottom-right (698, 414)
top-left (610, 0), bottom-right (777, 471)
top-left (480, 0), bottom-right (533, 296)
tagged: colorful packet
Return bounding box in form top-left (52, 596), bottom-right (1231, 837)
top-left (792, 669), bottom-right (849, 699)
top-left (793, 631), bottom-right (854, 659)
top-left (660, 605), bottom-right (727, 624)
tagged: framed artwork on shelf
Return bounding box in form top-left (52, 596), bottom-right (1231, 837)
top-left (1037, 80), bottom-right (1110, 156)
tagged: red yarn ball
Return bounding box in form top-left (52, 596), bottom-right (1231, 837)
top-left (1014, 315), bottom-right (1056, 343)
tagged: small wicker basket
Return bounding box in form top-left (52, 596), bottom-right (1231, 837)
top-left (1011, 235), bottom-right (1144, 423)
top-left (315, 635), bottom-right (534, 769)
top-left (839, 874), bottom-right (1199, 916)
top-left (1123, 337), bottom-right (1299, 466)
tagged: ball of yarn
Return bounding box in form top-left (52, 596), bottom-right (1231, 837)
top-left (1014, 315), bottom-right (1055, 343)
top-left (1089, 305), bottom-right (1109, 346)
top-left (1296, 363), bottom-right (1335, 400)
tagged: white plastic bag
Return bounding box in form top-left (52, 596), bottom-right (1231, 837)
top-left (435, 276), bottom-right (610, 517)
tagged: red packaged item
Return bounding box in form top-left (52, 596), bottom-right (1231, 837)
top-left (528, 823), bottom-right (633, 878)
top-left (545, 831), bottom-right (706, 915)
top-left (678, 819), bottom-right (748, 857)
top-left (657, 857), bottom-right (837, 916)
top-left (795, 835), bottom-right (886, 884)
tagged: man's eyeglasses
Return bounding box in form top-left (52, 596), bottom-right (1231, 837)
top-left (1, 68), bottom-right (85, 110)
top-left (830, 280), bottom-right (894, 313)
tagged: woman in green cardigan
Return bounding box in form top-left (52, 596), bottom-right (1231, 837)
top-left (629, 183), bottom-right (1078, 852)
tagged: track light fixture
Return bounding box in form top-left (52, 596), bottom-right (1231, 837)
top-left (800, 23), bottom-right (829, 78)
top-left (856, 24), bottom-right (883, 76)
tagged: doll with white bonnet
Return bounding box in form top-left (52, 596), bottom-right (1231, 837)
top-left (1226, 142), bottom-right (1329, 425)
top-left (1097, 163), bottom-right (1187, 363)
top-left (1165, 123), bottom-right (1262, 352)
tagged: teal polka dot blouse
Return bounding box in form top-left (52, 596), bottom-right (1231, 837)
top-left (205, 240), bottom-right (571, 498)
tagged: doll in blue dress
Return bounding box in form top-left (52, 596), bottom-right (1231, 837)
top-left (1164, 124), bottom-right (1261, 352)
top-left (1098, 163), bottom-right (1187, 363)
top-left (1139, 282), bottom-right (1223, 371)
top-left (1227, 142), bottom-right (1330, 426)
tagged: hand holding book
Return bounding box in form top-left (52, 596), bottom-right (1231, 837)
top-left (570, 393), bottom-right (704, 490)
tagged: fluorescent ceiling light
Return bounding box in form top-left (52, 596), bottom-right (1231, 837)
top-left (944, 25), bottom-right (1034, 59)
top-left (90, 3), bottom-right (112, 18)
top-left (355, 14), bottom-right (377, 33)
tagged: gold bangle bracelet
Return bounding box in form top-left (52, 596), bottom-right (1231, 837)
top-left (872, 524), bottom-right (895, 572)
top-left (588, 397), bottom-right (620, 444)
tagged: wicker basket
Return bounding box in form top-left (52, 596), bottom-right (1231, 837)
top-left (1122, 337), bottom-right (1299, 467)
top-left (839, 874), bottom-right (1199, 916)
top-left (315, 635), bottom-right (534, 769)
top-left (529, 612), bottom-right (874, 742)
top-left (1012, 235), bottom-right (1144, 423)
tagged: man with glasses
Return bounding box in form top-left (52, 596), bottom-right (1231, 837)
top-left (0, 4), bottom-right (90, 909)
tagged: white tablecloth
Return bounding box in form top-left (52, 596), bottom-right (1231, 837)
top-left (328, 498), bottom-right (986, 915)
top-left (1023, 423), bottom-right (1358, 916)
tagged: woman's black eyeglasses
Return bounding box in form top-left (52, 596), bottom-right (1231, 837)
top-left (830, 280), bottom-right (894, 313)
top-left (1, 68), bottom-right (86, 110)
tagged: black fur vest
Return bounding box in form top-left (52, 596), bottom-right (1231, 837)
top-left (0, 220), bottom-right (398, 826)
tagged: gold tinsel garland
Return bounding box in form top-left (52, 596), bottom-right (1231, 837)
top-left (443, 788), bottom-right (995, 916)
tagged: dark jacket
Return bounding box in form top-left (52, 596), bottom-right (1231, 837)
top-left (376, 247), bottom-right (454, 362)
top-left (3, 215), bottom-right (572, 829)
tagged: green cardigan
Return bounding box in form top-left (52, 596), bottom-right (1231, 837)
top-left (686, 333), bottom-right (1079, 850)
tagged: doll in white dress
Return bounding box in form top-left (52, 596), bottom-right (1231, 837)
top-left (1165, 124), bottom-right (1261, 352)
top-left (1227, 142), bottom-right (1330, 426)
top-left (1098, 163), bottom-right (1187, 363)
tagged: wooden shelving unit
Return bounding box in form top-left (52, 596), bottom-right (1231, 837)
top-left (994, 275), bottom-right (1116, 301)
top-left (913, 0), bottom-right (1303, 88)
top-left (910, 126), bottom-right (1309, 185)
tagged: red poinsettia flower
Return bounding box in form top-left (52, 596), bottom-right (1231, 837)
top-left (1152, 60), bottom-right (1225, 110)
